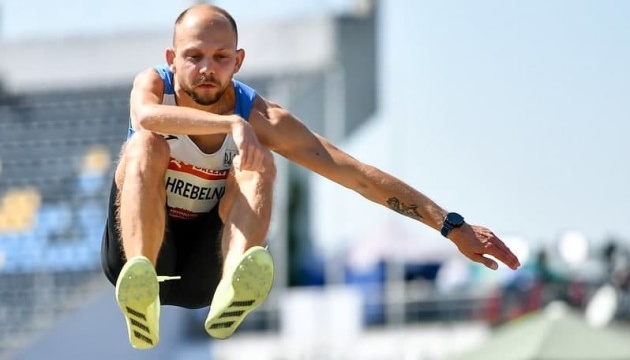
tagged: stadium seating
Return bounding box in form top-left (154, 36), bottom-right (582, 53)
top-left (0, 187), bottom-right (41, 233)
top-left (0, 87), bottom-right (126, 270)
top-left (0, 86), bottom-right (129, 354)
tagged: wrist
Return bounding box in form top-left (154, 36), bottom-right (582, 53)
top-left (440, 212), bottom-right (465, 238)
top-left (229, 115), bottom-right (246, 131)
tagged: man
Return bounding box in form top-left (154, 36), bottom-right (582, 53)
top-left (100, 4), bottom-right (520, 350)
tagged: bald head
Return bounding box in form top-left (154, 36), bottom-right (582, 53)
top-left (173, 4), bottom-right (238, 48)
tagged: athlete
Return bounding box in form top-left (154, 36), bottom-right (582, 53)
top-left (100, 4), bottom-right (521, 349)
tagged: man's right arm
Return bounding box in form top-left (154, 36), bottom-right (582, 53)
top-left (129, 68), bottom-right (242, 135)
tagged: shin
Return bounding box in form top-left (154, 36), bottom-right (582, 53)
top-left (218, 151), bottom-right (276, 278)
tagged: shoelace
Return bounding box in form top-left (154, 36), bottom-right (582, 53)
top-left (157, 275), bottom-right (181, 282)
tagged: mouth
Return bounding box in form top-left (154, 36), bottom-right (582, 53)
top-left (197, 83), bottom-right (217, 90)
top-left (195, 75), bottom-right (219, 88)
top-left (196, 82), bottom-right (218, 90)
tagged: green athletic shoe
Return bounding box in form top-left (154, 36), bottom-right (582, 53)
top-left (115, 256), bottom-right (160, 350)
top-left (205, 246), bottom-right (274, 339)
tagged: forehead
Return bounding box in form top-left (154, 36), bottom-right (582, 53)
top-left (174, 12), bottom-right (236, 50)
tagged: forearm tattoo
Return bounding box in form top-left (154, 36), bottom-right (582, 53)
top-left (387, 197), bottom-right (423, 220)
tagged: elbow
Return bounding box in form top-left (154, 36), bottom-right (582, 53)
top-left (132, 105), bottom-right (159, 131)
top-left (353, 178), bottom-right (372, 198)
top-left (353, 165), bottom-right (381, 199)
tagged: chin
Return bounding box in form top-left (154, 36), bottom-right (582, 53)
top-left (194, 97), bottom-right (219, 106)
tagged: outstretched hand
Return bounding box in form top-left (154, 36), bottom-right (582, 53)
top-left (449, 224), bottom-right (521, 270)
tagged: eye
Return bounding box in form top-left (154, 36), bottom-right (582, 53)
top-left (183, 52), bottom-right (202, 62)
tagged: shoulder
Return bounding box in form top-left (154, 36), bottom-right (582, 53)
top-left (134, 67), bottom-right (161, 81)
top-left (132, 67), bottom-right (165, 93)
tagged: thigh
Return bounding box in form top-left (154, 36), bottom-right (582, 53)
top-left (100, 178), bottom-right (177, 285)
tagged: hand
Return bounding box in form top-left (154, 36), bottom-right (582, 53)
top-left (449, 224), bottom-right (521, 270)
top-left (230, 116), bottom-right (266, 172)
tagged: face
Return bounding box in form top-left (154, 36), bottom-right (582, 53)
top-left (167, 12), bottom-right (243, 106)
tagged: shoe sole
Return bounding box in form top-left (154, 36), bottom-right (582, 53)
top-left (115, 257), bottom-right (160, 349)
top-left (205, 246), bottom-right (274, 339)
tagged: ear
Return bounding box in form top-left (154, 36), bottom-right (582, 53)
top-left (165, 48), bottom-right (176, 72)
top-left (233, 48), bottom-right (245, 74)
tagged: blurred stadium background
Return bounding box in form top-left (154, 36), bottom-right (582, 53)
top-left (1, 0), bottom-right (630, 359)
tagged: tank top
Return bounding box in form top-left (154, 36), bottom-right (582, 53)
top-left (128, 64), bottom-right (257, 220)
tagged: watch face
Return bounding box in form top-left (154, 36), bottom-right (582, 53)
top-left (446, 212), bottom-right (465, 226)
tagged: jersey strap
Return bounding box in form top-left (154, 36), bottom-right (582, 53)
top-left (154, 64), bottom-right (175, 95)
top-left (232, 79), bottom-right (257, 121)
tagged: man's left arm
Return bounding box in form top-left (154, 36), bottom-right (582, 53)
top-left (251, 105), bottom-right (520, 270)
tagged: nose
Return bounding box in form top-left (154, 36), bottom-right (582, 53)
top-left (198, 58), bottom-right (215, 77)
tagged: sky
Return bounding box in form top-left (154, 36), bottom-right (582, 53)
top-left (382, 1), bottom-right (630, 248)
top-left (1, 0), bottom-right (628, 256)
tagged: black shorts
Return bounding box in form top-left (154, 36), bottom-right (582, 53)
top-left (101, 180), bottom-right (223, 309)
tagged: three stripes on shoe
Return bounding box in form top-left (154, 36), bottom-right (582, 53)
top-left (126, 306), bottom-right (154, 346)
top-left (207, 300), bottom-right (255, 330)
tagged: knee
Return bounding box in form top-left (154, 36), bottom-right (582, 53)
top-left (260, 149), bottom-right (276, 182)
top-left (123, 131), bottom-right (170, 176)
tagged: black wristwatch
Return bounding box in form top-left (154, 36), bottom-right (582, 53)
top-left (440, 212), bottom-right (465, 238)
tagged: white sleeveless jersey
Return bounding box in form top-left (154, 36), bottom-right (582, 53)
top-left (128, 65), bottom-right (257, 220)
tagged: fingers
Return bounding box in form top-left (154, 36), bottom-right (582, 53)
top-left (458, 226), bottom-right (521, 271)
top-left (232, 151), bottom-right (265, 173)
top-left (232, 120), bottom-right (266, 172)
top-left (484, 235), bottom-right (521, 270)
top-left (471, 254), bottom-right (499, 270)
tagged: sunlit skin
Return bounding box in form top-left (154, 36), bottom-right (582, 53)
top-left (166, 10), bottom-right (244, 112)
